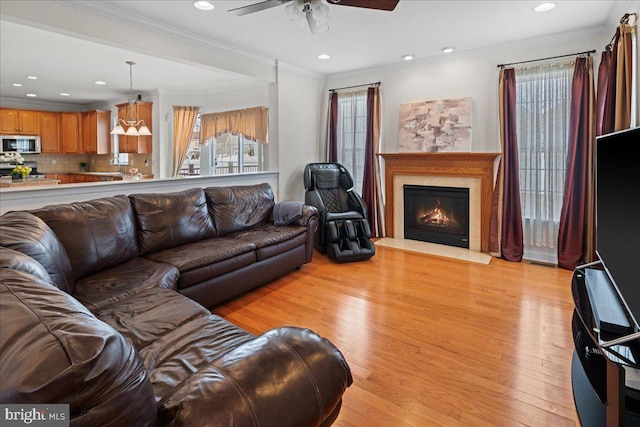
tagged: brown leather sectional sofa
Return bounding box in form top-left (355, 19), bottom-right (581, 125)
top-left (0, 183), bottom-right (352, 426)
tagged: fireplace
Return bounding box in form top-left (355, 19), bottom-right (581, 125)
top-left (403, 185), bottom-right (470, 249)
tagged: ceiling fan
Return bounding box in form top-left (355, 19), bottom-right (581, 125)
top-left (228, 0), bottom-right (399, 34)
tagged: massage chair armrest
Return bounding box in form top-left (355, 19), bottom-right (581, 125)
top-left (347, 191), bottom-right (368, 218)
top-left (158, 327), bottom-right (352, 427)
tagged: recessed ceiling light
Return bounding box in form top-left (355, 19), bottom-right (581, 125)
top-left (534, 2), bottom-right (556, 12)
top-left (442, 46), bottom-right (455, 53)
top-left (60, 93), bottom-right (71, 97)
top-left (12, 83), bottom-right (22, 87)
top-left (402, 54), bottom-right (415, 61)
top-left (27, 75), bottom-right (38, 80)
top-left (193, 1), bottom-right (214, 11)
top-left (318, 54), bottom-right (331, 60)
top-left (94, 81), bottom-right (107, 85)
top-left (26, 93), bottom-right (37, 97)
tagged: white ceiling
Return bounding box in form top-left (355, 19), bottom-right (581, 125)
top-left (0, 0), bottom-right (631, 106)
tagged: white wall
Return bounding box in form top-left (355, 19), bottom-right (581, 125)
top-left (323, 31), bottom-right (613, 155)
top-left (276, 64), bottom-right (325, 202)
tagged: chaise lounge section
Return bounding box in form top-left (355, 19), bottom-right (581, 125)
top-left (0, 183), bottom-right (352, 426)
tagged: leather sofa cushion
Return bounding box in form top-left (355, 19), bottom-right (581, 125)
top-left (72, 257), bottom-right (180, 312)
top-left (229, 224), bottom-right (307, 261)
top-left (31, 195), bottom-right (139, 281)
top-left (0, 211), bottom-right (74, 292)
top-left (0, 247), bottom-right (53, 284)
top-left (92, 287), bottom-right (211, 351)
top-left (130, 188), bottom-right (215, 255)
top-left (91, 287), bottom-right (256, 403)
top-left (205, 183), bottom-right (275, 236)
top-left (145, 237), bottom-right (256, 273)
top-left (0, 269), bottom-right (158, 426)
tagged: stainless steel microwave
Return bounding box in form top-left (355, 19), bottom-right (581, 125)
top-left (1, 135), bottom-right (41, 154)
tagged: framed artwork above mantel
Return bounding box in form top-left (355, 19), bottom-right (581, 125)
top-left (398, 97), bottom-right (472, 153)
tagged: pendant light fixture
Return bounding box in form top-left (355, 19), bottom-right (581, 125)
top-left (110, 61), bottom-right (151, 136)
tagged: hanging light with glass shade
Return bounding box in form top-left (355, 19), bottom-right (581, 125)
top-left (111, 61), bottom-right (152, 136)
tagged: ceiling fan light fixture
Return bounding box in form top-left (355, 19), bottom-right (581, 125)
top-left (285, 1), bottom-right (304, 22)
top-left (306, 9), bottom-right (329, 34)
top-left (311, 0), bottom-right (329, 19)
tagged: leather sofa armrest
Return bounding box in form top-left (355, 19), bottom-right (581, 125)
top-left (291, 205), bottom-right (319, 227)
top-left (158, 326), bottom-right (352, 427)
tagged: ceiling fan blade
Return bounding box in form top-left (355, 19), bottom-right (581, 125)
top-left (228, 0), bottom-right (290, 16)
top-left (327, 0), bottom-right (399, 11)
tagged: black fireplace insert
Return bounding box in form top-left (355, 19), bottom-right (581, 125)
top-left (403, 185), bottom-right (470, 249)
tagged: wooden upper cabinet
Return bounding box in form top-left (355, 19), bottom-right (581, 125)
top-left (61, 113), bottom-right (82, 154)
top-left (116, 101), bottom-right (152, 153)
top-left (82, 110), bottom-right (111, 154)
top-left (38, 112), bottom-right (62, 153)
top-left (0, 109), bottom-right (39, 135)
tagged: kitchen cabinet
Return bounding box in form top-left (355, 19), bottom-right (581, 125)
top-left (61, 113), bottom-right (82, 153)
top-left (116, 101), bottom-right (152, 154)
top-left (0, 109), bottom-right (39, 135)
top-left (44, 174), bottom-right (69, 184)
top-left (82, 110), bottom-right (111, 154)
top-left (38, 112), bottom-right (62, 153)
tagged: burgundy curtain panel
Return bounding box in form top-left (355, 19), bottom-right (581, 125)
top-left (499, 68), bottom-right (524, 262)
top-left (558, 57), bottom-right (595, 270)
top-left (362, 87), bottom-right (380, 237)
top-left (596, 45), bottom-right (616, 136)
top-left (328, 91), bottom-right (339, 162)
top-left (614, 22), bottom-right (634, 131)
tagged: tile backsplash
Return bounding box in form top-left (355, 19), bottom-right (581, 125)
top-left (23, 153), bottom-right (153, 175)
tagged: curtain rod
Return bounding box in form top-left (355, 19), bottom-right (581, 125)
top-left (497, 50), bottom-right (595, 68)
top-left (329, 82), bottom-right (380, 92)
top-left (606, 12), bottom-right (637, 49)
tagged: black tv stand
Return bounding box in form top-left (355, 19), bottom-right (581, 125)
top-left (571, 263), bottom-right (640, 426)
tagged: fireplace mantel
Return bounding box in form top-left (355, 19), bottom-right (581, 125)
top-left (379, 152), bottom-right (500, 252)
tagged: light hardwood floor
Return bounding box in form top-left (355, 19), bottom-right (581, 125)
top-left (215, 245), bottom-right (578, 426)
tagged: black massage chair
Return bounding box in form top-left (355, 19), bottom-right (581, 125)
top-left (303, 163), bottom-right (375, 263)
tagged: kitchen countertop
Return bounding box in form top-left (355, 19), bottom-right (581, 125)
top-left (72, 172), bottom-right (153, 179)
top-left (2, 177), bottom-right (60, 187)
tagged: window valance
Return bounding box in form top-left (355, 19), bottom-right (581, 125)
top-left (199, 106), bottom-right (268, 144)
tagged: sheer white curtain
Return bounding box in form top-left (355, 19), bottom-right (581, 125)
top-left (515, 61), bottom-right (574, 264)
top-left (337, 90), bottom-right (368, 194)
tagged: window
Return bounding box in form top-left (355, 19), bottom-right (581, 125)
top-left (336, 90), bottom-right (368, 194)
top-left (179, 114), bottom-right (264, 176)
top-left (515, 61), bottom-right (574, 264)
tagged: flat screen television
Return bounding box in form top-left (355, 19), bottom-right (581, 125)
top-left (595, 126), bottom-right (640, 333)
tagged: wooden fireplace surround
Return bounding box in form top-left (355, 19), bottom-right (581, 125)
top-left (379, 152), bottom-right (500, 253)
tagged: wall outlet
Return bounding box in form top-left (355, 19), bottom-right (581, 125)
top-left (52, 160), bottom-right (56, 165)
top-left (92, 159), bottom-right (95, 164)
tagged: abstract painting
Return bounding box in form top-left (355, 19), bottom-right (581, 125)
top-left (398, 97), bottom-right (472, 152)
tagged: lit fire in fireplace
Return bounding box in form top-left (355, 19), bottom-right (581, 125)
top-left (417, 199), bottom-right (459, 229)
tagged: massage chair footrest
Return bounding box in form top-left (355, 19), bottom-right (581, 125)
top-left (325, 219), bottom-right (375, 263)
